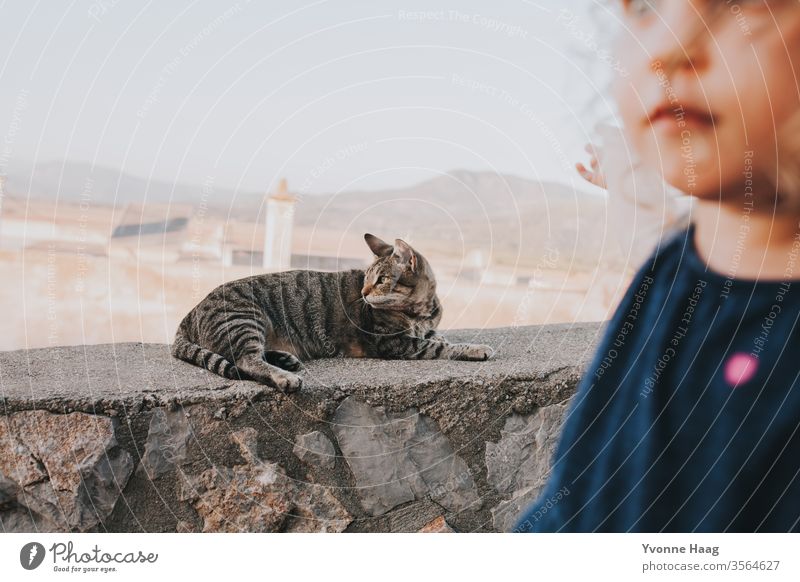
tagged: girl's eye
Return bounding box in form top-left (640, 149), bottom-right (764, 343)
top-left (624, 0), bottom-right (657, 17)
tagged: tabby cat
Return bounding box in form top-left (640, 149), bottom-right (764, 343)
top-left (171, 234), bottom-right (493, 392)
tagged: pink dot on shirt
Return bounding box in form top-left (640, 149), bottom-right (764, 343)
top-left (724, 353), bottom-right (758, 387)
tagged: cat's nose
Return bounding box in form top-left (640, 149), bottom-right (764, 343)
top-left (361, 283), bottom-right (372, 296)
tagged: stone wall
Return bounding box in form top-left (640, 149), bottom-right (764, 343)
top-left (0, 323), bottom-right (602, 533)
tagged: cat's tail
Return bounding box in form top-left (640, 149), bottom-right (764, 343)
top-left (171, 326), bottom-right (242, 380)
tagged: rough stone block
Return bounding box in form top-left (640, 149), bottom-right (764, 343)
top-left (419, 515), bottom-right (455, 533)
top-left (293, 430), bottom-right (337, 470)
top-left (178, 428), bottom-right (351, 532)
top-left (0, 411), bottom-right (133, 532)
top-left (486, 398), bottom-right (572, 532)
top-left (137, 407), bottom-right (191, 479)
top-left (333, 396), bottom-right (480, 516)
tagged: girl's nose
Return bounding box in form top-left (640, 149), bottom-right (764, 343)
top-left (644, 2), bottom-right (717, 77)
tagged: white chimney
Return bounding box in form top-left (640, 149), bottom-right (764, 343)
top-left (262, 178), bottom-right (295, 271)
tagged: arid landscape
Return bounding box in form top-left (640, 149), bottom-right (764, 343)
top-left (0, 163), bottom-right (631, 351)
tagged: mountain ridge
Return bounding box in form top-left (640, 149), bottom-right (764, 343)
top-left (3, 160), bottom-right (618, 269)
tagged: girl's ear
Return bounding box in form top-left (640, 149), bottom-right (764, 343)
top-left (364, 233), bottom-right (393, 257)
top-left (393, 239), bottom-right (417, 272)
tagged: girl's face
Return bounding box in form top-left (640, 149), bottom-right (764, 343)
top-left (613, 0), bottom-right (800, 201)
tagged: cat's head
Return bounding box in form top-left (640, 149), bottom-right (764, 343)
top-left (361, 234), bottom-right (437, 313)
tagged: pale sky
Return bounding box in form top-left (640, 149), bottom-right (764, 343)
top-left (0, 0), bottom-right (622, 194)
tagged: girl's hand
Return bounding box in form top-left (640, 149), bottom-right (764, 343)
top-left (576, 143), bottom-right (607, 189)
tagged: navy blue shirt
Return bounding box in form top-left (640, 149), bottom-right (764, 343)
top-left (513, 223), bottom-right (800, 532)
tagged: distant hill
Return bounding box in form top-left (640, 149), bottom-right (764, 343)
top-left (4, 162), bottom-right (620, 269)
top-left (3, 160), bottom-right (254, 209)
top-left (293, 170), bottom-right (618, 269)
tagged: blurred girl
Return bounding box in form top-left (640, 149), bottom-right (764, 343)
top-left (515, 0), bottom-right (800, 532)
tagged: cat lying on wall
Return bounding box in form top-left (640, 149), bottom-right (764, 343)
top-left (172, 234), bottom-right (493, 392)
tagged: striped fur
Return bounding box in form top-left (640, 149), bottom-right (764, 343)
top-left (171, 234), bottom-right (493, 393)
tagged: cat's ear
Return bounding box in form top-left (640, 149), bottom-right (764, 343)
top-left (393, 239), bottom-right (417, 272)
top-left (364, 233), bottom-right (393, 257)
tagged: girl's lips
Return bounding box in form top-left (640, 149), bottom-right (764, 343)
top-left (646, 104), bottom-right (717, 130)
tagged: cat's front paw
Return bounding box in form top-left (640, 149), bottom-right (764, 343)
top-left (265, 350), bottom-right (303, 372)
top-left (460, 343), bottom-right (494, 361)
top-left (273, 371), bottom-right (303, 393)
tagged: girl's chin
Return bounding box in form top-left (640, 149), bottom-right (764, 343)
top-left (639, 132), bottom-right (715, 167)
top-left (659, 170), bottom-right (720, 199)
top-left (637, 148), bottom-right (716, 195)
